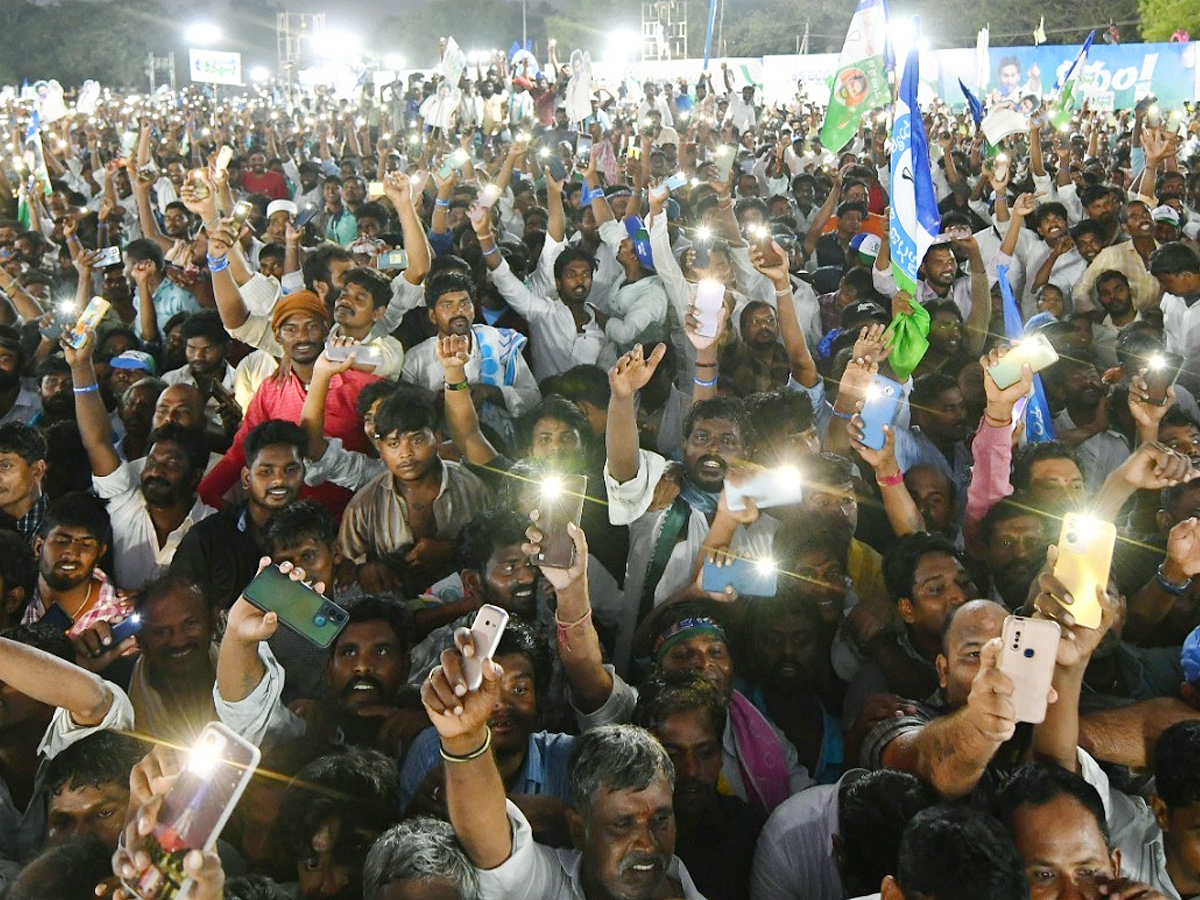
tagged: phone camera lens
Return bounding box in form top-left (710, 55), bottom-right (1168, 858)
top-left (1067, 532), bottom-right (1077, 544)
top-left (1024, 648), bottom-right (1035, 658)
top-left (314, 613), bottom-right (328, 627)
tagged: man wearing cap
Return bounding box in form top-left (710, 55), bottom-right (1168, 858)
top-left (241, 148), bottom-right (289, 201)
top-left (1154, 205), bottom-right (1183, 245)
top-left (197, 290), bottom-right (379, 517)
top-left (107, 351), bottom-right (156, 405)
top-left (263, 199), bottom-right (297, 246)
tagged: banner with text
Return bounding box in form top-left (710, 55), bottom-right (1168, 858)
top-left (189, 49), bottom-right (242, 86)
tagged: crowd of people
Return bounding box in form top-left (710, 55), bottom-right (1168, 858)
top-left (0, 39), bottom-right (1199, 900)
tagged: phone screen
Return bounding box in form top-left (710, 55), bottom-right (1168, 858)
top-left (523, 474), bottom-right (587, 568)
top-left (576, 133), bottom-right (592, 159)
top-left (124, 724), bottom-right (260, 900)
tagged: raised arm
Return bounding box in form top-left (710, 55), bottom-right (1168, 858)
top-left (0, 634), bottom-right (115, 726)
top-left (385, 171), bottom-right (431, 285)
top-left (606, 343), bottom-right (667, 484)
top-left (802, 169), bottom-right (842, 261)
top-left (63, 330), bottom-right (119, 478)
top-left (850, 423), bottom-right (924, 536)
top-left (956, 234), bottom-right (992, 356)
top-left (438, 334), bottom-right (501, 466)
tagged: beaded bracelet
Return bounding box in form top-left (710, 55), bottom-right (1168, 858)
top-left (208, 255), bottom-right (229, 273)
top-left (694, 375), bottom-right (718, 388)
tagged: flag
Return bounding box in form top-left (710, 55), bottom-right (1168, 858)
top-left (888, 46), bottom-right (940, 297)
top-left (959, 79), bottom-right (983, 125)
top-left (820, 0), bottom-right (890, 154)
top-left (1049, 31), bottom-right (1095, 130)
top-left (975, 27), bottom-right (990, 91)
top-left (997, 264), bottom-right (1056, 442)
top-left (1033, 17), bottom-right (1047, 45)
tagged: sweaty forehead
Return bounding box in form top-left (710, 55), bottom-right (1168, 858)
top-left (946, 601), bottom-right (1005, 649)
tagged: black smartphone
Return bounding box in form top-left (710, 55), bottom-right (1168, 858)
top-left (522, 474), bottom-right (587, 568)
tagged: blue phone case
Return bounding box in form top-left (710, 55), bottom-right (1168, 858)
top-left (859, 375), bottom-right (903, 450)
top-left (701, 557), bottom-right (778, 597)
top-left (109, 614), bottom-right (142, 644)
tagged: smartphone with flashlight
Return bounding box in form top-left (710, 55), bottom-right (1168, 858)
top-left (692, 231), bottom-right (714, 270)
top-left (463, 604), bottom-right (509, 691)
top-left (1143, 351), bottom-right (1183, 405)
top-left (993, 153), bottom-right (1010, 183)
top-left (523, 474), bottom-right (587, 569)
top-left (713, 145), bottom-right (734, 182)
top-left (67, 296), bottom-right (110, 349)
top-left (324, 341), bottom-right (385, 367)
top-left (724, 465), bottom-right (803, 513)
top-left (702, 555), bottom-right (779, 597)
top-left (293, 205), bottom-right (319, 230)
top-left (998, 615), bottom-right (1060, 724)
top-left (241, 564), bottom-right (349, 648)
top-left (120, 723), bottom-right (260, 900)
top-left (438, 148), bottom-right (470, 179)
top-left (988, 333), bottom-right (1059, 390)
top-left (367, 180), bottom-right (386, 198)
top-left (1052, 513), bottom-right (1116, 630)
top-left (545, 156), bottom-right (568, 182)
top-left (94, 246), bottom-right (122, 268)
top-left (229, 199), bottom-right (255, 232)
top-left (750, 225), bottom-right (782, 267)
top-left (859, 374), bottom-right (904, 450)
top-left (109, 613), bottom-right (142, 645)
top-left (214, 145), bottom-right (233, 174)
top-left (665, 171), bottom-right (689, 191)
top-left (693, 279), bottom-right (724, 338)
top-left (478, 183), bottom-right (502, 210)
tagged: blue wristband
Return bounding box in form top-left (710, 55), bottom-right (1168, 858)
top-left (207, 255), bottom-right (229, 273)
top-left (72, 383), bottom-right (99, 394)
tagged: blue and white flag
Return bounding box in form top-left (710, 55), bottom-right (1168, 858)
top-left (997, 264), bottom-right (1056, 443)
top-left (888, 45), bottom-right (940, 296)
top-left (1049, 31), bottom-right (1095, 130)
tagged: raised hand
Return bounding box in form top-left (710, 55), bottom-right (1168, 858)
top-left (436, 333), bottom-right (471, 380)
top-left (421, 628), bottom-right (503, 741)
top-left (608, 342), bottom-right (667, 400)
top-left (522, 516), bottom-right (589, 593)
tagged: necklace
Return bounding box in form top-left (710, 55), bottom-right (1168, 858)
top-left (59, 580), bottom-right (95, 622)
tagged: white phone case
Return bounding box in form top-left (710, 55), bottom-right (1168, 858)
top-left (989, 333), bottom-right (1059, 389)
top-left (998, 615), bottom-right (1060, 724)
top-left (725, 465), bottom-right (803, 512)
top-left (694, 280), bottom-right (724, 338)
top-left (464, 604), bottom-right (510, 691)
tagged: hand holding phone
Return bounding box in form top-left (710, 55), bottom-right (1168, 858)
top-left (988, 334), bottom-right (1059, 390)
top-left (241, 564), bottom-right (348, 648)
top-left (523, 475), bottom-right (587, 568)
top-left (702, 553), bottom-right (779, 597)
top-left (998, 615), bottom-right (1060, 723)
top-left (859, 375), bottom-right (904, 450)
top-left (463, 604), bottom-right (509, 691)
top-left (724, 464), bottom-right (803, 512)
top-left (1052, 514), bottom-right (1116, 630)
top-left (693, 279), bottom-right (724, 338)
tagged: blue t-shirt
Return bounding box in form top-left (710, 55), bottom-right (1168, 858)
top-left (399, 727), bottom-right (575, 812)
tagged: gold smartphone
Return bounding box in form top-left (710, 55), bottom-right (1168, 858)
top-left (1052, 514), bottom-right (1116, 630)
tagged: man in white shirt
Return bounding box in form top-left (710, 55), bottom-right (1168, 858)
top-left (724, 84), bottom-right (758, 134)
top-left (66, 334), bottom-right (214, 591)
top-left (422, 634), bottom-right (707, 900)
top-left (402, 269), bottom-right (540, 419)
top-left (637, 81), bottom-right (674, 128)
top-left (1151, 242), bottom-right (1200, 396)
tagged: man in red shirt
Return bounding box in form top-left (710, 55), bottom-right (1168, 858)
top-left (239, 148), bottom-right (289, 201)
top-left (198, 290), bottom-right (378, 516)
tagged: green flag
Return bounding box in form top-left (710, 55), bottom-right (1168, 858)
top-left (820, 0), bottom-right (891, 154)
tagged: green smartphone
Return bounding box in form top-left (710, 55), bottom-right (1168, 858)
top-left (241, 565), bottom-right (348, 648)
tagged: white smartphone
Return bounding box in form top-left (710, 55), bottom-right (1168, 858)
top-left (998, 615), bottom-right (1060, 724)
top-left (989, 333), bottom-right (1059, 390)
top-left (214, 145), bottom-right (233, 173)
top-left (713, 145), bottom-right (735, 182)
top-left (1053, 514), bottom-right (1116, 631)
top-left (121, 723), bottom-right (260, 900)
top-left (478, 183), bottom-right (502, 209)
top-left (325, 341), bottom-right (384, 367)
top-left (993, 153), bottom-right (1010, 183)
top-left (463, 604), bottom-right (509, 691)
top-left (665, 171), bottom-right (689, 191)
top-left (694, 279), bottom-right (724, 338)
top-left (725, 464), bottom-right (803, 512)
top-left (95, 246), bottom-right (122, 267)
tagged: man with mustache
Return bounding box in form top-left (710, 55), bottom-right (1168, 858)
top-left (718, 301), bottom-right (791, 398)
top-left (216, 587), bottom-right (424, 757)
top-left (423, 631), bottom-right (706, 900)
top-left (196, 287), bottom-right (379, 518)
top-left (605, 342), bottom-right (769, 674)
top-left (633, 670), bottom-right (765, 900)
top-left (0, 327), bottom-right (39, 426)
top-left (1075, 198), bottom-right (1163, 313)
top-left (64, 330), bottom-right (214, 592)
top-left (402, 270), bottom-right (540, 421)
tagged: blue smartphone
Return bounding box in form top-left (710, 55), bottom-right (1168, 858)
top-left (109, 613), bottom-right (142, 644)
top-left (294, 205), bottom-right (319, 229)
top-left (859, 374), bottom-right (903, 450)
top-left (701, 556), bottom-right (778, 597)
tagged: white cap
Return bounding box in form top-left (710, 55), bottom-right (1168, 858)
top-left (656, 126), bottom-right (680, 147)
top-left (266, 199), bottom-right (298, 218)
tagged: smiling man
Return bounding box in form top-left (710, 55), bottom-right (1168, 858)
top-left (423, 627), bottom-right (707, 900)
top-left (0, 423), bottom-right (47, 543)
top-left (604, 344), bottom-right (771, 674)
